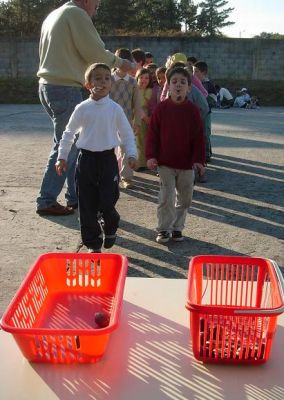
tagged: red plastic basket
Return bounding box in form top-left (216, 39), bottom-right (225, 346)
top-left (186, 255), bottom-right (284, 364)
top-left (0, 252), bottom-right (128, 363)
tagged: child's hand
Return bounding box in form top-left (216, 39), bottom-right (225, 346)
top-left (142, 115), bottom-right (150, 125)
top-left (193, 163), bottom-right (205, 176)
top-left (55, 159), bottom-right (67, 176)
top-left (128, 157), bottom-right (138, 170)
top-left (147, 158), bottom-right (158, 170)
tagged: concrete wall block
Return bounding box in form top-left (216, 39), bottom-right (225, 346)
top-left (1, 37), bottom-right (284, 80)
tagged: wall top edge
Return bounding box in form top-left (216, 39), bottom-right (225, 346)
top-left (0, 36), bottom-right (283, 44)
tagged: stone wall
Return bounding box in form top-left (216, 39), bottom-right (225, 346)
top-left (1, 36), bottom-right (284, 81)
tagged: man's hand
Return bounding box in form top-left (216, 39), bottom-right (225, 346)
top-left (55, 159), bottom-right (67, 176)
top-left (128, 157), bottom-right (138, 170)
top-left (193, 162), bottom-right (205, 176)
top-left (147, 158), bottom-right (158, 170)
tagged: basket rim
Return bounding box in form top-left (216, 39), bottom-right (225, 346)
top-left (0, 252), bottom-right (128, 336)
top-left (186, 255), bottom-right (284, 315)
top-left (185, 302), bottom-right (284, 316)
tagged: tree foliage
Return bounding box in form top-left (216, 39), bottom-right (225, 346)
top-left (178, 0), bottom-right (198, 33)
top-left (0, 0), bottom-right (64, 35)
top-left (0, 0), bottom-right (236, 37)
top-left (253, 32), bottom-right (284, 40)
top-left (196, 0), bottom-right (234, 36)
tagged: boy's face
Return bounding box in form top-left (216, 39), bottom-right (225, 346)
top-left (168, 72), bottom-right (189, 103)
top-left (193, 66), bottom-right (204, 80)
top-left (88, 67), bottom-right (112, 100)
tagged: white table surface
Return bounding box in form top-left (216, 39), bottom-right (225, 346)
top-left (0, 277), bottom-right (283, 400)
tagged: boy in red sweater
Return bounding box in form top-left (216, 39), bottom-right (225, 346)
top-left (145, 66), bottom-right (205, 243)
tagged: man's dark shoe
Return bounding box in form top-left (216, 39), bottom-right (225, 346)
top-left (36, 202), bottom-right (74, 216)
top-left (103, 234), bottom-right (117, 249)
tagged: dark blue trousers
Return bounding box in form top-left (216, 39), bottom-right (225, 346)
top-left (76, 149), bottom-right (120, 250)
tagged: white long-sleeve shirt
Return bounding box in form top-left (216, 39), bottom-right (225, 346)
top-left (58, 95), bottom-right (137, 161)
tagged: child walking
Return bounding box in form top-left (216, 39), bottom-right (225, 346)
top-left (56, 63), bottom-right (137, 252)
top-left (110, 48), bottom-right (141, 189)
top-left (145, 67), bottom-right (205, 243)
top-left (135, 68), bottom-right (153, 171)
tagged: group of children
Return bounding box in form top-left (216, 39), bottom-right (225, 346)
top-left (56, 48), bottom-right (215, 251)
top-left (215, 85), bottom-right (259, 109)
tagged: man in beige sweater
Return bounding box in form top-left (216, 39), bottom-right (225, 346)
top-left (36, 0), bottom-right (134, 216)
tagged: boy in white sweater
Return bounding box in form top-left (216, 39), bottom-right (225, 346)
top-left (56, 63), bottom-right (137, 252)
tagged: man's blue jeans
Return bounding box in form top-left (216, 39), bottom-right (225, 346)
top-left (37, 84), bottom-right (83, 209)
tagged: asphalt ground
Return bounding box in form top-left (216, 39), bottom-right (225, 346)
top-left (0, 105), bottom-right (283, 316)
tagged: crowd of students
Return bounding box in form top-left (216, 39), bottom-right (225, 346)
top-left (37, 1), bottom-right (257, 251)
top-left (55, 47), bottom-right (214, 248)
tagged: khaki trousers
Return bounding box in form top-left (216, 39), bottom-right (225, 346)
top-left (157, 166), bottom-right (194, 232)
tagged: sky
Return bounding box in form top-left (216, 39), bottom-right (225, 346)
top-left (201, 0), bottom-right (284, 38)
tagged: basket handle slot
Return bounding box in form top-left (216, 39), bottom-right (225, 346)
top-left (75, 335), bottom-right (81, 349)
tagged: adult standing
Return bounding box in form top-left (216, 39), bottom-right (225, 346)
top-left (36, 0), bottom-right (134, 216)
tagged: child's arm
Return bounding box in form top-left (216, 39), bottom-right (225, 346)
top-left (160, 82), bottom-right (169, 102)
top-left (191, 107), bottom-right (206, 168)
top-left (56, 106), bottom-right (82, 170)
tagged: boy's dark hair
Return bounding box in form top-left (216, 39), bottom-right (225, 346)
top-left (194, 61), bottom-right (208, 73)
top-left (145, 52), bottom-right (153, 58)
top-left (131, 48), bottom-right (146, 65)
top-left (187, 56), bottom-right (198, 64)
top-left (85, 63), bottom-right (111, 83)
top-left (215, 84), bottom-right (220, 91)
top-left (146, 63), bottom-right (158, 70)
top-left (135, 67), bottom-right (152, 88)
top-left (166, 66), bottom-right (191, 85)
top-left (115, 48), bottom-right (133, 62)
top-left (156, 66), bottom-right (166, 77)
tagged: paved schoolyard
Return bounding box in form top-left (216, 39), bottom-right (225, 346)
top-left (0, 105), bottom-right (283, 316)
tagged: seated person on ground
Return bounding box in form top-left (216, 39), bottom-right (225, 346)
top-left (215, 84), bottom-right (234, 108)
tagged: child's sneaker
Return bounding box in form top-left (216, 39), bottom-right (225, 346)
top-left (156, 231), bottom-right (170, 243)
top-left (171, 231), bottom-right (184, 242)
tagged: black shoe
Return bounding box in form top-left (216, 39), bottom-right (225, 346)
top-left (172, 231), bottom-right (184, 242)
top-left (156, 231), bottom-right (170, 243)
top-left (87, 248), bottom-right (101, 253)
top-left (103, 234), bottom-right (117, 249)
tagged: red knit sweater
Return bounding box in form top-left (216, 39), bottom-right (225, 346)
top-left (145, 98), bottom-right (205, 169)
